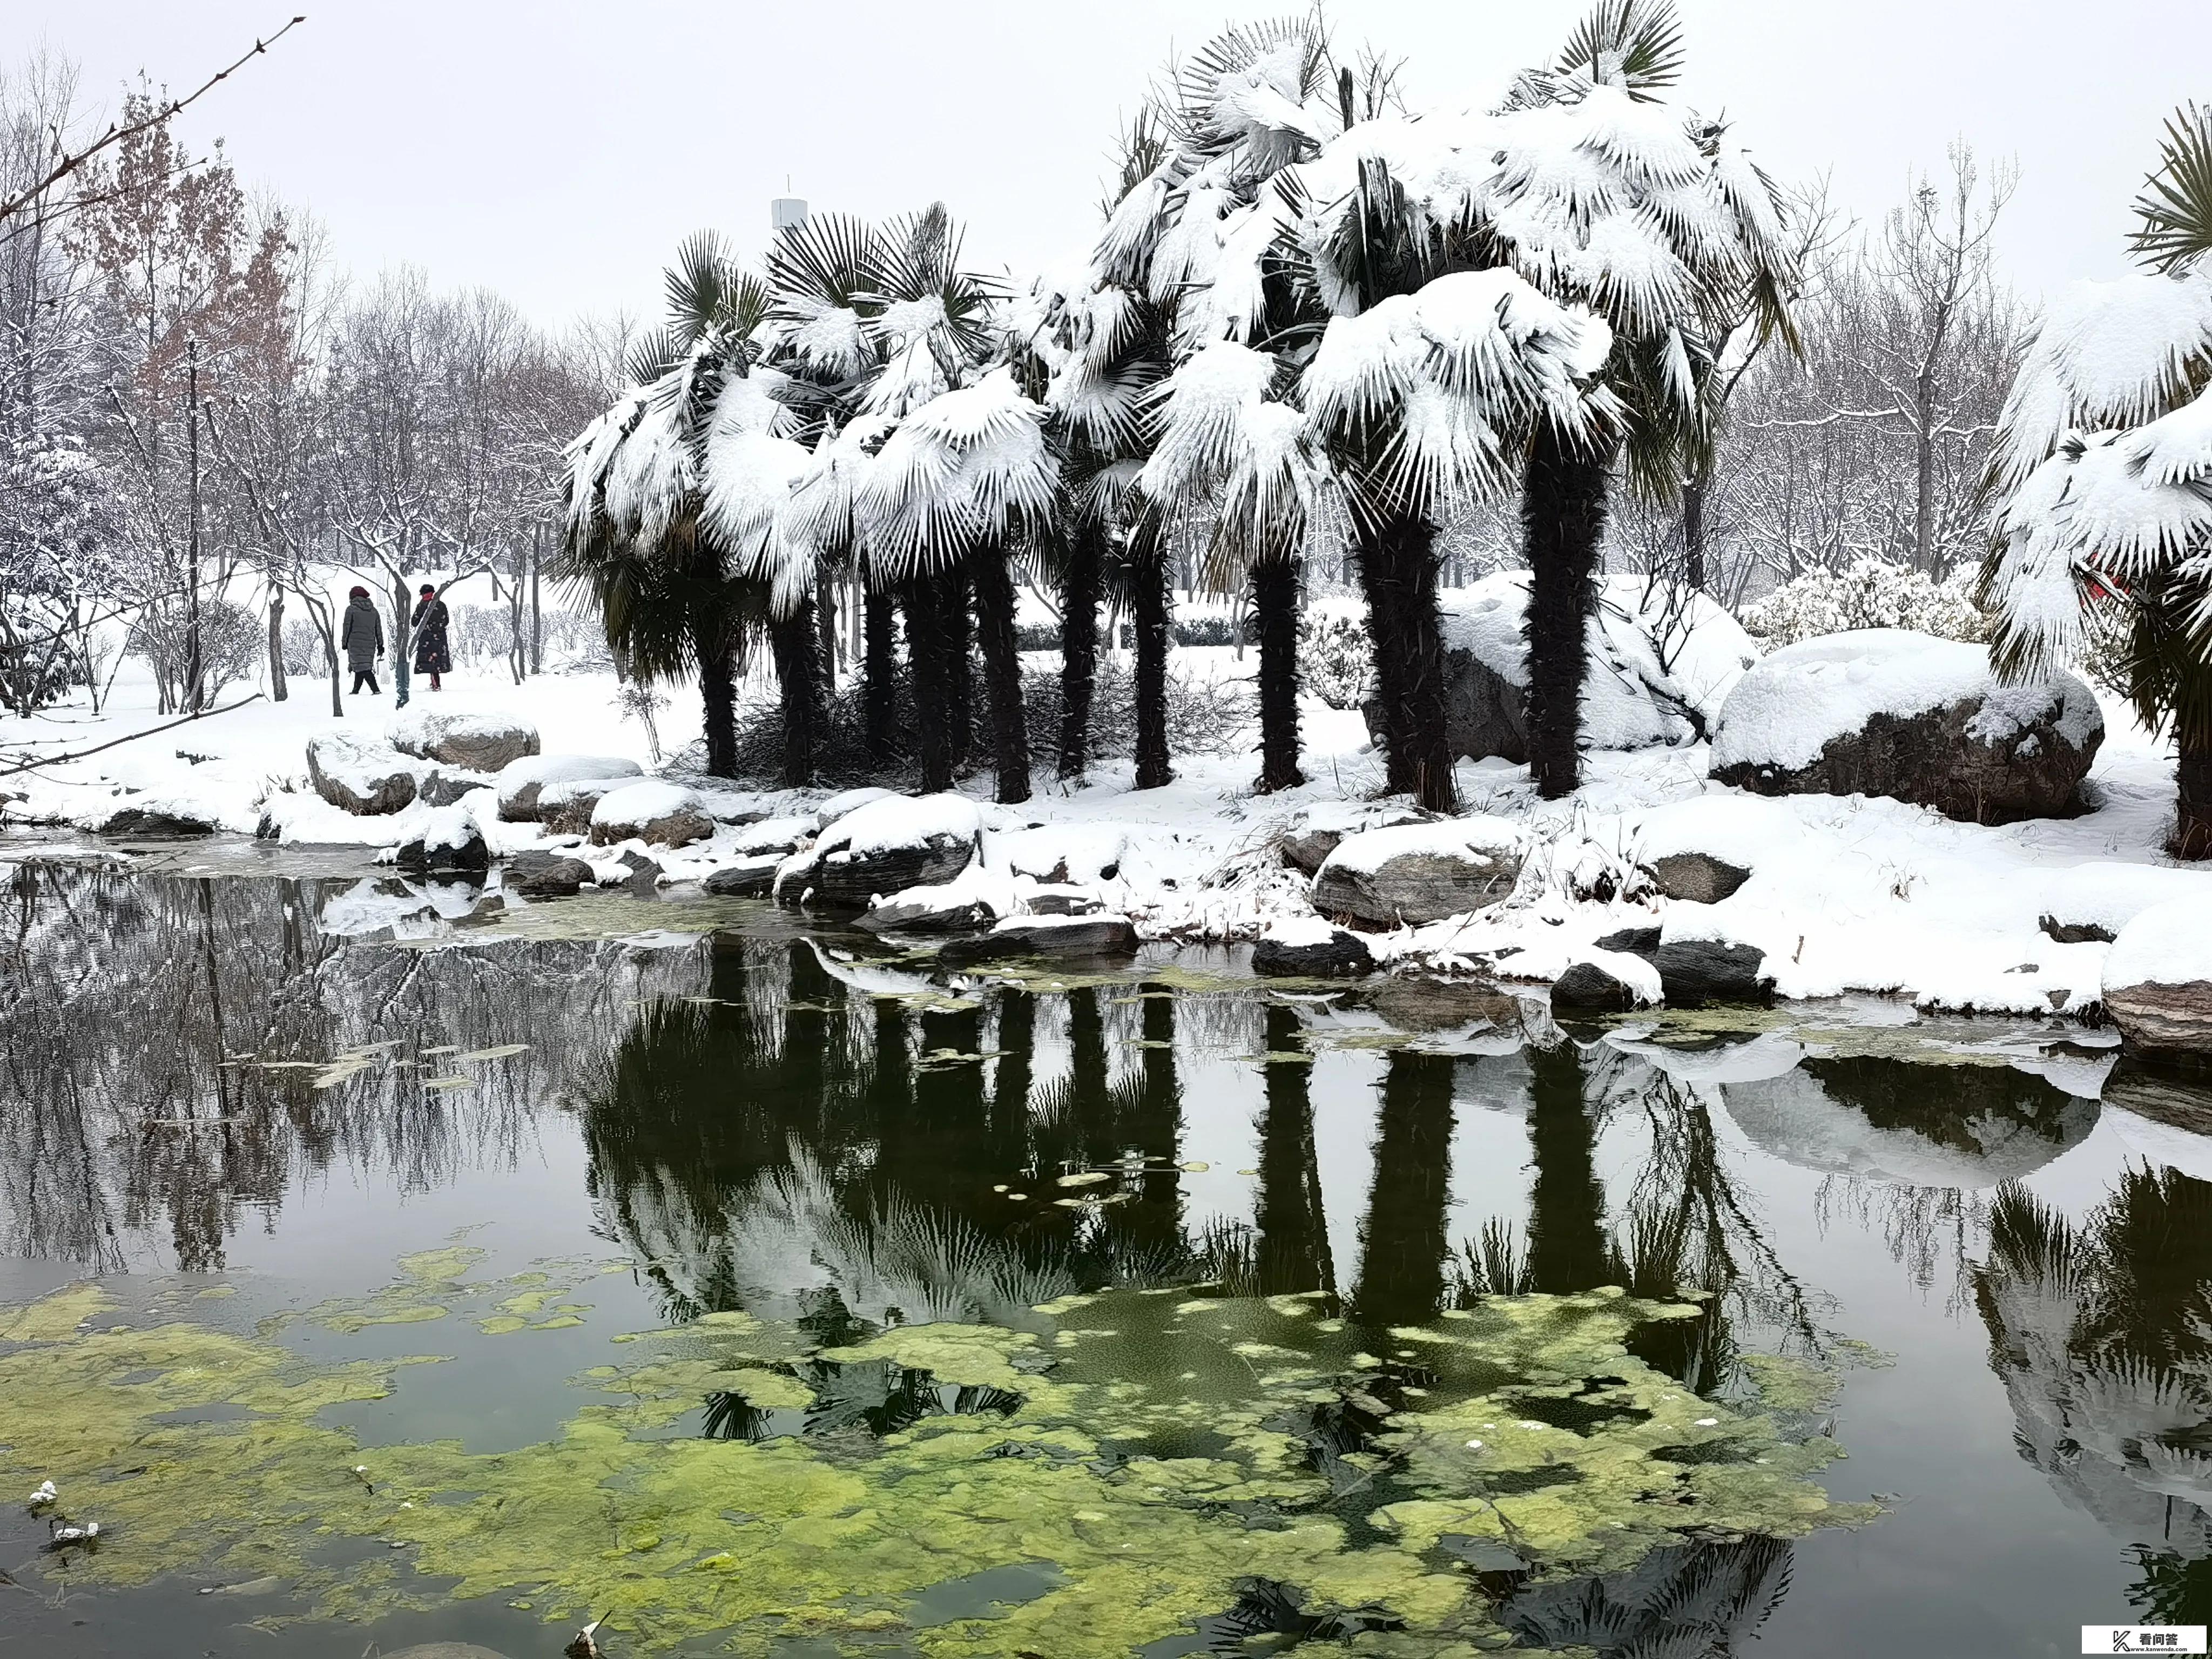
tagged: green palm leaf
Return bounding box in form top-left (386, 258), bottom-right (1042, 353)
top-left (2130, 103), bottom-right (2212, 276)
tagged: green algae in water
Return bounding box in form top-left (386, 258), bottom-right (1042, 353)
top-left (0, 1268), bottom-right (1873, 1658)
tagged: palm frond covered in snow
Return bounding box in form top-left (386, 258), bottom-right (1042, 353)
top-left (856, 368), bottom-right (1057, 577)
top-left (1981, 105), bottom-right (2212, 779)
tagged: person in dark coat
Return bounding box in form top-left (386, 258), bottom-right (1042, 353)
top-left (411, 583), bottom-right (452, 689)
top-left (341, 586), bottom-right (384, 696)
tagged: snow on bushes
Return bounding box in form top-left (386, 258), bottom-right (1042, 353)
top-left (1741, 558), bottom-right (1987, 649)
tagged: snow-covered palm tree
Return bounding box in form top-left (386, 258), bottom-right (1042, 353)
top-left (858, 367), bottom-right (1056, 801)
top-left (560, 234), bottom-right (794, 779)
top-left (1984, 105), bottom-right (2212, 854)
top-left (1476, 0), bottom-right (1798, 798)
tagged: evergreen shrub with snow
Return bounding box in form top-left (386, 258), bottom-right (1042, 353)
top-left (1296, 611), bottom-right (1372, 711)
top-left (1741, 558), bottom-right (1988, 648)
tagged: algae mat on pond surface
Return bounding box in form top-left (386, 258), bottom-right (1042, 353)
top-left (0, 1261), bottom-right (1874, 1657)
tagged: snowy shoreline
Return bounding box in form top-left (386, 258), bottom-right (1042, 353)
top-left (3, 656), bottom-right (2202, 1025)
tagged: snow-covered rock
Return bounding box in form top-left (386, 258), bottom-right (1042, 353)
top-left (1551, 949), bottom-right (1662, 1012)
top-left (1276, 801), bottom-right (1437, 874)
top-left (1413, 572), bottom-right (1755, 763)
top-left (95, 804), bottom-right (217, 837)
top-left (782, 793), bottom-right (982, 909)
top-left (2038, 861), bottom-right (2212, 943)
top-left (1311, 817), bottom-right (1523, 928)
top-left (589, 780), bottom-right (712, 848)
top-left (1627, 794), bottom-right (1808, 905)
top-left (813, 785), bottom-right (899, 829)
top-left (540, 776), bottom-right (638, 835)
top-left (1654, 911), bottom-right (1775, 1006)
top-left (994, 824), bottom-right (1127, 884)
top-left (495, 754), bottom-right (643, 821)
top-left (1251, 915), bottom-right (1375, 978)
top-left (306, 732), bottom-right (418, 816)
top-left (417, 765), bottom-right (495, 807)
top-left (1709, 630), bottom-right (2103, 824)
top-left (2103, 896), bottom-right (2212, 1061)
top-left (396, 804), bottom-right (489, 875)
top-left (939, 912), bottom-right (1138, 967)
top-left (727, 814), bottom-right (816, 857)
top-left (388, 709), bottom-right (539, 773)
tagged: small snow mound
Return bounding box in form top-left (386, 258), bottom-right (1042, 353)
top-left (419, 803), bottom-right (478, 853)
top-left (814, 785), bottom-right (899, 828)
top-left (2106, 896), bottom-right (2212, 993)
top-left (1261, 914), bottom-right (1340, 948)
top-left (1320, 815), bottom-right (1523, 875)
top-left (1563, 948), bottom-right (1662, 1007)
top-left (1628, 793), bottom-right (1806, 868)
top-left (592, 780), bottom-right (698, 828)
top-left (2039, 862), bottom-right (2212, 943)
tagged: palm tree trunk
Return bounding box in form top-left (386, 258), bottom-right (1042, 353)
top-left (1252, 556), bottom-right (1303, 792)
top-left (1355, 510), bottom-right (1456, 811)
top-left (1058, 516), bottom-right (1102, 780)
top-left (1682, 473), bottom-right (1708, 591)
top-left (901, 578), bottom-right (954, 793)
top-left (1130, 518), bottom-right (1173, 790)
top-left (767, 599), bottom-right (822, 788)
top-left (862, 583), bottom-right (896, 764)
top-left (694, 616), bottom-right (738, 779)
top-left (946, 568), bottom-right (974, 770)
top-left (1523, 423), bottom-right (1611, 800)
top-left (2179, 732), bottom-right (2212, 860)
top-left (970, 547), bottom-right (1032, 805)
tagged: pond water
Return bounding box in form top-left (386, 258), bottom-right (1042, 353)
top-left (0, 855), bottom-right (2208, 1657)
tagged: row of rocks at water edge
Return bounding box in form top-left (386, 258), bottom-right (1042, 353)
top-left (1708, 630), bottom-right (2103, 825)
top-left (1310, 817), bottom-right (1524, 928)
top-left (306, 736), bottom-right (498, 817)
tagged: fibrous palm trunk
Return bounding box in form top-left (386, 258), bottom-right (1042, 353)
top-left (1058, 516), bottom-right (1103, 780)
top-left (1355, 510), bottom-right (1455, 812)
top-left (694, 614), bottom-right (738, 778)
top-left (901, 578), bottom-right (954, 793)
top-left (969, 547), bottom-right (1032, 805)
top-left (2179, 733), bottom-right (2212, 860)
top-left (862, 583), bottom-right (897, 764)
top-left (946, 569), bottom-right (974, 770)
top-left (1522, 423), bottom-right (1612, 800)
top-left (1252, 557), bottom-right (1304, 792)
top-left (1129, 519), bottom-right (1173, 790)
top-left (767, 597), bottom-right (823, 788)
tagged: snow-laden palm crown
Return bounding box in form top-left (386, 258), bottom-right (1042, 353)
top-left (1984, 106), bottom-right (2212, 854)
top-left (1094, 0), bottom-right (1793, 809)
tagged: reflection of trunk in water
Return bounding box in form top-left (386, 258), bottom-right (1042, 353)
top-left (1352, 1051), bottom-right (1456, 1328)
top-left (1526, 1043), bottom-right (1608, 1295)
top-left (1251, 1003), bottom-right (1334, 1298)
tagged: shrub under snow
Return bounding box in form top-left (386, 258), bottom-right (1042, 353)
top-left (1742, 557), bottom-right (1988, 649)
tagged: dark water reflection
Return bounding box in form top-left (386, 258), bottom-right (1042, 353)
top-left (2, 860), bottom-right (2211, 1655)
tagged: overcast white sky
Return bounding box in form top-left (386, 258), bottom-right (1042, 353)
top-left (18, 0), bottom-right (2211, 329)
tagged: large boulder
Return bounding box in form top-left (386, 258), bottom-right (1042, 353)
top-left (1311, 817), bottom-right (1523, 928)
top-left (780, 793), bottom-right (981, 909)
top-left (505, 849), bottom-right (594, 898)
top-left (306, 732), bottom-right (418, 816)
top-left (1251, 916), bottom-right (1375, 978)
top-left (396, 805), bottom-right (489, 876)
top-left (2103, 896), bottom-right (2212, 1063)
top-left (939, 914), bottom-right (1138, 968)
top-left (388, 709), bottom-right (539, 773)
top-left (1383, 573), bottom-right (1756, 764)
top-left (590, 781), bottom-right (712, 848)
top-left (1277, 802), bottom-right (1437, 875)
top-left (1708, 630), bottom-right (2103, 824)
top-left (495, 754), bottom-right (643, 822)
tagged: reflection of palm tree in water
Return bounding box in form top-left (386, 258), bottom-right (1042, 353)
top-left (1251, 1004), bottom-right (1335, 1298)
top-left (1978, 1169), bottom-right (2212, 1623)
top-left (1352, 1050), bottom-right (1456, 1328)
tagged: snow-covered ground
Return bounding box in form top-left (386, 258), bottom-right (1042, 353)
top-left (2, 641), bottom-right (2199, 1021)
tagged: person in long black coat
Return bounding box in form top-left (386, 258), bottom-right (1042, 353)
top-left (341, 586), bottom-right (384, 696)
top-left (410, 584), bottom-right (452, 690)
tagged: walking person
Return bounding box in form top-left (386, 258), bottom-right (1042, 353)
top-left (412, 583), bottom-right (452, 691)
top-left (341, 585), bottom-right (384, 697)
